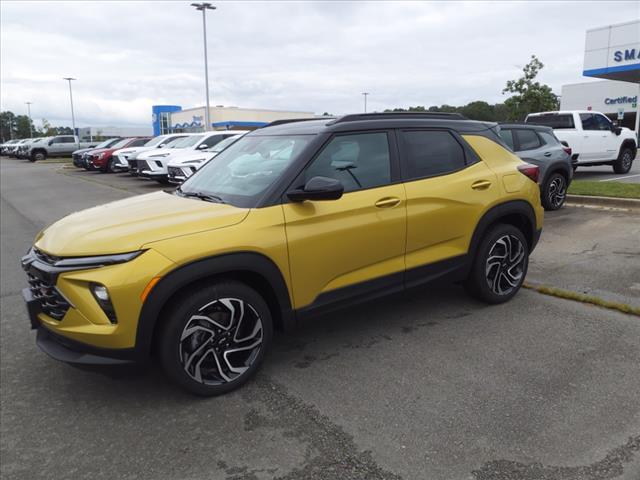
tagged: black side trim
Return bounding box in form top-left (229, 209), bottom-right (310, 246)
top-left (404, 254), bottom-right (469, 289)
top-left (296, 254), bottom-right (469, 322)
top-left (135, 252), bottom-right (294, 356)
top-left (296, 271), bottom-right (404, 321)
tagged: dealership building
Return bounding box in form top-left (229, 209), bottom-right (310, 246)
top-left (560, 20), bottom-right (639, 136)
top-left (151, 105), bottom-right (316, 136)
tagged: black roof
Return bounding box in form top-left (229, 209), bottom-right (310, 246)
top-left (252, 113), bottom-right (498, 136)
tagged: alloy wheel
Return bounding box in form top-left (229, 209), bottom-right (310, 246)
top-left (485, 235), bottom-right (526, 296)
top-left (547, 176), bottom-right (566, 209)
top-left (622, 151), bottom-right (633, 170)
top-left (179, 297), bottom-right (263, 385)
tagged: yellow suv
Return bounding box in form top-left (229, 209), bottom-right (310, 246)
top-left (22, 113), bottom-right (543, 395)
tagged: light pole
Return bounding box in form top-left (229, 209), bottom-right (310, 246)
top-left (25, 102), bottom-right (33, 138)
top-left (191, 2), bottom-right (216, 132)
top-left (362, 92), bottom-right (369, 113)
top-left (63, 77), bottom-right (77, 147)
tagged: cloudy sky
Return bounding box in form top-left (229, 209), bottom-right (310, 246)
top-left (1, 1), bottom-right (638, 128)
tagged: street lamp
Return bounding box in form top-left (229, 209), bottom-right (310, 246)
top-left (362, 92), bottom-right (369, 113)
top-left (63, 77), bottom-right (77, 147)
top-left (191, 2), bottom-right (216, 132)
top-left (25, 102), bottom-right (33, 138)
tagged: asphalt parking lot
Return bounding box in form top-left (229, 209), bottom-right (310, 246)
top-left (573, 159), bottom-right (640, 184)
top-left (1, 158), bottom-right (639, 480)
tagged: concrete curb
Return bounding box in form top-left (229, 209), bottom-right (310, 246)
top-left (566, 194), bottom-right (640, 210)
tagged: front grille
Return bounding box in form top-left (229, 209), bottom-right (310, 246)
top-left (27, 272), bottom-right (70, 321)
top-left (168, 166), bottom-right (182, 177)
top-left (129, 159), bottom-right (138, 173)
top-left (137, 160), bottom-right (150, 171)
top-left (34, 248), bottom-right (61, 265)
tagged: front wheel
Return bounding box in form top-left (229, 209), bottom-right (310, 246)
top-left (31, 151), bottom-right (46, 162)
top-left (612, 148), bottom-right (634, 174)
top-left (464, 224), bottom-right (529, 304)
top-left (541, 173), bottom-right (567, 211)
top-left (158, 281), bottom-right (273, 396)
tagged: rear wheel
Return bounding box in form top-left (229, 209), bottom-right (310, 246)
top-left (612, 147), bottom-right (634, 174)
top-left (158, 281), bottom-right (272, 396)
top-left (541, 172), bottom-right (567, 211)
top-left (464, 224), bottom-right (529, 304)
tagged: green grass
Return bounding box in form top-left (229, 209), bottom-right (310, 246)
top-left (40, 157), bottom-right (72, 164)
top-left (568, 180), bottom-right (640, 199)
top-left (524, 282), bottom-right (640, 316)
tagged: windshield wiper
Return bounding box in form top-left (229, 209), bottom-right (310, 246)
top-left (176, 187), bottom-right (225, 204)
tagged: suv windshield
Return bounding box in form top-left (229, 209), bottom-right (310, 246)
top-left (171, 135), bottom-right (204, 149)
top-left (179, 135), bottom-right (312, 208)
top-left (111, 138), bottom-right (132, 149)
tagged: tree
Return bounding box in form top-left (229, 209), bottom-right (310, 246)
top-left (0, 111), bottom-right (16, 141)
top-left (502, 55), bottom-right (559, 121)
top-left (40, 118), bottom-right (58, 136)
top-left (14, 115), bottom-right (35, 139)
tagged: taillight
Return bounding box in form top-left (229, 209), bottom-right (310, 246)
top-left (517, 163), bottom-right (540, 183)
top-left (562, 146), bottom-right (572, 156)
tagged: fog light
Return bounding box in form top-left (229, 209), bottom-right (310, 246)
top-left (90, 283), bottom-right (117, 324)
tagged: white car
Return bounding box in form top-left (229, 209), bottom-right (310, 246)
top-left (138, 131), bottom-right (243, 183)
top-left (525, 110), bottom-right (637, 174)
top-left (112, 133), bottom-right (192, 173)
top-left (166, 134), bottom-right (244, 184)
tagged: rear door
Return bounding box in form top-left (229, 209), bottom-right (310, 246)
top-left (398, 129), bottom-right (500, 286)
top-left (282, 131), bottom-right (406, 310)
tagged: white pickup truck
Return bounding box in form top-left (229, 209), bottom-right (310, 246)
top-left (525, 110), bottom-right (637, 174)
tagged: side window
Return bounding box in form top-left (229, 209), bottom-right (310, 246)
top-left (401, 130), bottom-right (466, 179)
top-left (61, 137), bottom-right (76, 143)
top-left (538, 131), bottom-right (559, 146)
top-left (580, 114), bottom-right (598, 131)
top-left (594, 114), bottom-right (612, 131)
top-left (515, 129), bottom-right (541, 151)
top-left (202, 136), bottom-right (224, 149)
top-left (498, 129), bottom-right (515, 150)
top-left (304, 132), bottom-right (391, 192)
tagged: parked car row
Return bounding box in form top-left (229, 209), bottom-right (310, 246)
top-left (74, 130), bottom-right (247, 184)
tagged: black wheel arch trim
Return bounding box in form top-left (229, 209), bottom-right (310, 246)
top-left (467, 200), bottom-right (540, 262)
top-left (619, 139), bottom-right (637, 157)
top-left (540, 161), bottom-right (572, 187)
top-left (135, 251), bottom-right (294, 358)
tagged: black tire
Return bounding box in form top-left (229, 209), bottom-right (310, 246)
top-left (464, 224), bottom-right (529, 304)
top-left (31, 151), bottom-right (46, 162)
top-left (158, 280), bottom-right (273, 396)
top-left (541, 172), bottom-right (567, 211)
top-left (103, 158), bottom-right (114, 173)
top-left (612, 147), bottom-right (634, 174)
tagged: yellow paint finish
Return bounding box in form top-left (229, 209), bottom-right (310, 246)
top-left (463, 135), bottom-right (544, 230)
top-left (42, 248), bottom-right (176, 349)
top-left (282, 184), bottom-right (406, 308)
top-left (404, 161), bottom-right (500, 270)
top-left (36, 191), bottom-right (249, 256)
top-left (146, 204), bottom-right (294, 302)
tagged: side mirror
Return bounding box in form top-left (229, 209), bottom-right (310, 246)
top-left (198, 143), bottom-right (208, 149)
top-left (614, 126), bottom-right (622, 136)
top-left (158, 143), bottom-right (166, 148)
top-left (287, 176), bottom-right (344, 202)
top-left (48, 140), bottom-right (54, 146)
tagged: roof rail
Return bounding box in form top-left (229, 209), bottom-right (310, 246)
top-left (264, 117), bottom-right (335, 128)
top-left (329, 112), bottom-right (467, 125)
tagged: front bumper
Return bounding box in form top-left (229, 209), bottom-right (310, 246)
top-left (139, 170), bottom-right (168, 181)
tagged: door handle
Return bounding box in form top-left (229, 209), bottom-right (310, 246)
top-left (471, 180), bottom-right (492, 190)
top-left (375, 197), bottom-right (401, 208)
top-left (544, 152), bottom-right (552, 157)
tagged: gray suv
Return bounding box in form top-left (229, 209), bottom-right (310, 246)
top-left (498, 124), bottom-right (573, 211)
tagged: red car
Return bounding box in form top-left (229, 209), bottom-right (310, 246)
top-left (87, 137), bottom-right (151, 172)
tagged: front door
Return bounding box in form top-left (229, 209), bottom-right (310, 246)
top-left (282, 131), bottom-right (406, 311)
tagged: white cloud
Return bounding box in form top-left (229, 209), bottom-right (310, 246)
top-left (1, 0), bottom-right (637, 127)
